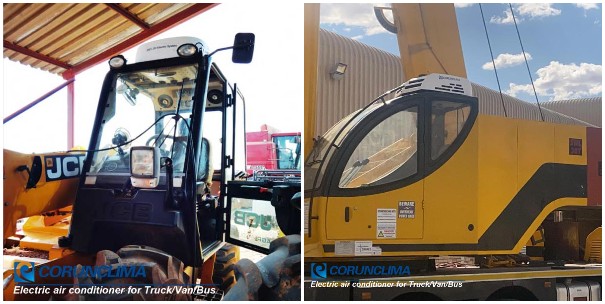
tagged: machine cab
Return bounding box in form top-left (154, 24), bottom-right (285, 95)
top-left (305, 74), bottom-right (478, 248)
top-left (62, 34), bottom-right (292, 265)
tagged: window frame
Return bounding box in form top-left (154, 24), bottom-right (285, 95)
top-left (326, 96), bottom-right (425, 197)
top-left (323, 91), bottom-right (478, 197)
top-left (425, 94), bottom-right (478, 174)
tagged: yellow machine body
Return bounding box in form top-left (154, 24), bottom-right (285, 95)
top-left (3, 149), bottom-right (83, 240)
top-left (583, 227), bottom-right (602, 263)
top-left (306, 113), bottom-right (590, 258)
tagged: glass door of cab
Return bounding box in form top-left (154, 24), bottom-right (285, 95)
top-left (326, 101), bottom-right (425, 241)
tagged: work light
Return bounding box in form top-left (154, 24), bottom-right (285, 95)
top-left (108, 55), bottom-right (127, 69)
top-left (130, 146), bottom-right (160, 188)
top-left (177, 44), bottom-right (198, 57)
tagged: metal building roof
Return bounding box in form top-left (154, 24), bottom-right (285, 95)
top-left (3, 3), bottom-right (216, 79)
top-left (316, 29), bottom-right (404, 135)
top-left (540, 97), bottom-right (602, 127)
top-left (472, 83), bottom-right (598, 127)
top-left (316, 29), bottom-right (600, 135)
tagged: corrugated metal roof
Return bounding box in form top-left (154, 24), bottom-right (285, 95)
top-left (540, 97), bottom-right (602, 127)
top-left (472, 83), bottom-right (597, 127)
top-left (3, 3), bottom-right (216, 78)
top-left (316, 30), bottom-right (600, 135)
top-left (316, 29), bottom-right (404, 135)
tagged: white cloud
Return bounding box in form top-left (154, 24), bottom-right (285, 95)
top-left (575, 3), bottom-right (599, 10)
top-left (320, 3), bottom-right (390, 38)
top-left (454, 3), bottom-right (474, 8)
top-left (506, 83), bottom-right (534, 97)
top-left (516, 3), bottom-right (561, 18)
top-left (506, 61), bottom-right (602, 100)
top-left (490, 10), bottom-right (519, 25)
top-left (482, 52), bottom-right (532, 70)
top-left (491, 4), bottom-right (560, 25)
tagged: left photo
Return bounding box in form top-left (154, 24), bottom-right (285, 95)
top-left (3, 3), bottom-right (302, 301)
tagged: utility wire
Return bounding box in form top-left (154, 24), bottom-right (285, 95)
top-left (479, 3), bottom-right (507, 117)
top-left (509, 3), bottom-right (545, 121)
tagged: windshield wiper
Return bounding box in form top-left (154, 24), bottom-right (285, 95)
top-left (339, 158), bottom-right (369, 187)
top-left (307, 136), bottom-right (326, 164)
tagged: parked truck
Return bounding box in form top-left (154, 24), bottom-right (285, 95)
top-left (246, 124), bottom-right (301, 182)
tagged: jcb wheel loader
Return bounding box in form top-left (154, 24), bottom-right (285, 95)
top-left (5, 34), bottom-right (301, 301)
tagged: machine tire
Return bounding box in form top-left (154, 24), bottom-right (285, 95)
top-left (64, 245), bottom-right (191, 301)
top-left (212, 243), bottom-right (239, 292)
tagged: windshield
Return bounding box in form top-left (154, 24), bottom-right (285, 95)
top-left (304, 101), bottom-right (383, 191)
top-left (87, 63), bottom-right (198, 177)
top-left (273, 135), bottom-right (301, 170)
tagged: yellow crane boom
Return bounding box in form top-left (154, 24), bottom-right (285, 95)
top-left (387, 3), bottom-right (467, 80)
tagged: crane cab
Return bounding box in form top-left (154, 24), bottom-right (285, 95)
top-left (305, 74), bottom-right (597, 259)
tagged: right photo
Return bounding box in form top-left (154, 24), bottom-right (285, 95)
top-left (304, 3), bottom-right (602, 301)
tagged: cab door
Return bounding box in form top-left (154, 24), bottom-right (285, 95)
top-left (222, 84), bottom-right (300, 254)
top-left (224, 181), bottom-right (300, 254)
top-left (325, 101), bottom-right (425, 242)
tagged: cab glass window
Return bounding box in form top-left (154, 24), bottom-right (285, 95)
top-left (339, 106), bottom-right (418, 188)
top-left (430, 101), bottom-right (471, 160)
top-left (87, 64), bottom-right (197, 176)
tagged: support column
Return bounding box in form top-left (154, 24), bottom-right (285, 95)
top-left (67, 80), bottom-right (75, 149)
top-left (304, 3), bottom-right (320, 157)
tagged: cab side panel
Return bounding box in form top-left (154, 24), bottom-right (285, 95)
top-left (325, 180), bottom-right (424, 241)
top-left (476, 115), bottom-right (519, 242)
top-left (423, 123), bottom-right (478, 244)
top-left (476, 116), bottom-right (587, 253)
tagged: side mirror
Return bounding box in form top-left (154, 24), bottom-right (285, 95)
top-left (130, 146), bottom-right (160, 188)
top-left (232, 33), bottom-right (255, 64)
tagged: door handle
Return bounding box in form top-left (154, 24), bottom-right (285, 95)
top-left (344, 207), bottom-right (350, 222)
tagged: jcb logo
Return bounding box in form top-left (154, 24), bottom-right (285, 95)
top-left (45, 154), bottom-right (86, 181)
top-left (233, 210), bottom-right (274, 231)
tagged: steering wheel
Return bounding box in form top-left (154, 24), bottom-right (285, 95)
top-left (146, 134), bottom-right (187, 158)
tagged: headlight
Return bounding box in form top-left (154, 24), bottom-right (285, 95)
top-left (177, 44), bottom-right (198, 57)
top-left (131, 147), bottom-right (156, 177)
top-left (108, 55), bottom-right (126, 69)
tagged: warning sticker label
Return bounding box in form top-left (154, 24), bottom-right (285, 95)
top-left (398, 201), bottom-right (415, 219)
top-left (354, 241), bottom-right (373, 256)
top-left (335, 241), bottom-right (382, 256)
top-left (376, 209), bottom-right (396, 238)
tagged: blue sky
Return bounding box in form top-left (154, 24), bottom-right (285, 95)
top-left (320, 3), bottom-right (602, 102)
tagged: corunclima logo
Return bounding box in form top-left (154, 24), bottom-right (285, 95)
top-left (310, 263), bottom-right (411, 280)
top-left (12, 262), bottom-right (147, 283)
top-left (14, 262), bottom-right (35, 283)
top-left (310, 263), bottom-right (327, 280)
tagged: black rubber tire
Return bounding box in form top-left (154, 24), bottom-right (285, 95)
top-left (212, 244), bottom-right (240, 292)
top-left (64, 245), bottom-right (191, 301)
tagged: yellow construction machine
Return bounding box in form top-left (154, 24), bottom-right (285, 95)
top-left (304, 4), bottom-right (601, 301)
top-left (4, 34), bottom-right (301, 301)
